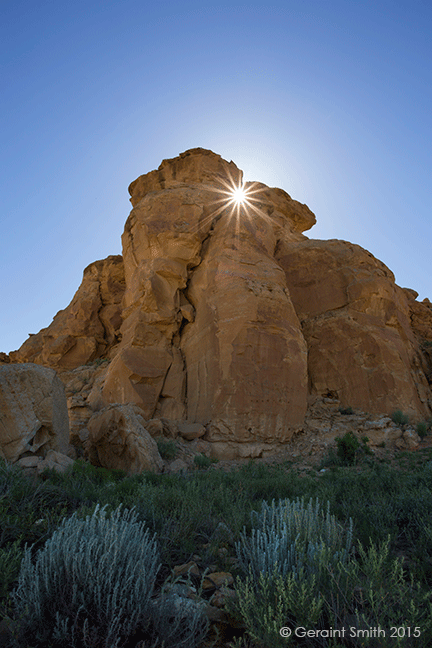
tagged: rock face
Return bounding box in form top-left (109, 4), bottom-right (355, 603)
top-left (277, 239), bottom-right (432, 418)
top-left (10, 255), bottom-right (125, 370)
top-left (7, 148), bottom-right (432, 460)
top-left (101, 149), bottom-right (312, 448)
top-left (0, 363), bottom-right (70, 463)
top-left (86, 404), bottom-right (163, 474)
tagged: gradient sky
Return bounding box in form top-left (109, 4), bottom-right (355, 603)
top-left (1, 0), bottom-right (431, 353)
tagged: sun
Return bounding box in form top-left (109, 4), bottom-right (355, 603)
top-left (200, 173), bottom-right (270, 236)
top-left (230, 185), bottom-right (248, 205)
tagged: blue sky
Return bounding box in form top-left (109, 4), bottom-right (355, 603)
top-left (1, 0), bottom-right (431, 353)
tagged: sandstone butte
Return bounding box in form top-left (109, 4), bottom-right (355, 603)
top-left (3, 148), bottom-right (432, 460)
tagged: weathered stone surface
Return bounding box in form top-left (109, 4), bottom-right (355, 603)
top-left (102, 150), bottom-right (311, 448)
top-left (210, 587), bottom-right (237, 608)
top-left (143, 418), bottom-right (164, 437)
top-left (178, 422), bottom-right (206, 441)
top-left (278, 239), bottom-right (432, 418)
top-left (10, 256), bottom-right (124, 370)
top-left (16, 450), bottom-right (74, 475)
top-left (0, 364), bottom-right (70, 463)
top-left (180, 210), bottom-right (308, 445)
top-left (86, 404), bottom-right (163, 474)
top-left (173, 561), bottom-right (201, 577)
top-left (165, 457), bottom-right (188, 473)
top-left (60, 362), bottom-right (111, 449)
top-left (128, 148), bottom-right (242, 207)
top-left (407, 295), bottom-right (432, 387)
top-left (202, 572), bottom-right (234, 590)
top-left (400, 427), bottom-right (421, 451)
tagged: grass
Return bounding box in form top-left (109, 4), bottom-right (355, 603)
top-left (2, 450), bottom-right (432, 646)
top-left (193, 453), bottom-right (219, 469)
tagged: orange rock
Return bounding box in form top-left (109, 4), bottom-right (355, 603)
top-left (173, 561), bottom-right (201, 577)
top-left (104, 150), bottom-right (310, 444)
top-left (10, 256), bottom-right (124, 370)
top-left (278, 238), bottom-right (431, 419)
top-left (202, 572), bottom-right (234, 590)
top-left (128, 147), bottom-right (243, 207)
top-left (5, 149), bottom-right (432, 463)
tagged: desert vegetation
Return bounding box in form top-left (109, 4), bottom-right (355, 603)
top-left (1, 446), bottom-right (432, 647)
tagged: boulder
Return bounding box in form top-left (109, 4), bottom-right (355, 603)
top-left (86, 404), bottom-right (163, 474)
top-left (0, 363), bottom-right (70, 463)
top-left (178, 423), bottom-right (205, 441)
top-left (16, 450), bottom-right (74, 475)
top-left (202, 572), bottom-right (234, 590)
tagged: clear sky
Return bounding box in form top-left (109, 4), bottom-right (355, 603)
top-left (1, 0), bottom-right (431, 353)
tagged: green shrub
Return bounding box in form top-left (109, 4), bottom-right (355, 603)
top-left (391, 410), bottom-right (410, 427)
top-left (233, 497), bottom-right (352, 646)
top-left (335, 431), bottom-right (372, 465)
top-left (157, 439), bottom-right (177, 460)
top-left (416, 421), bottom-right (428, 439)
top-left (336, 431), bottom-right (359, 464)
top-left (0, 461), bottom-right (74, 549)
top-left (193, 454), bottom-right (218, 469)
top-left (68, 459), bottom-right (127, 484)
top-left (11, 504), bottom-right (160, 647)
top-left (325, 538), bottom-right (432, 647)
top-left (339, 405), bottom-right (354, 415)
top-left (236, 497), bottom-right (352, 584)
top-left (233, 496), bottom-right (432, 648)
top-left (231, 569), bottom-right (323, 647)
top-left (0, 458), bottom-right (21, 498)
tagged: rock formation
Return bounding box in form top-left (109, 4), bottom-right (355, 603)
top-left (4, 148), bottom-right (432, 461)
top-left (86, 404), bottom-right (163, 474)
top-left (10, 255), bottom-right (125, 370)
top-left (277, 239), bottom-right (431, 416)
top-left (0, 363), bottom-right (70, 463)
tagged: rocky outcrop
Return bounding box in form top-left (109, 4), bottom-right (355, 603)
top-left (10, 255), bottom-right (125, 370)
top-left (101, 149), bottom-right (313, 449)
top-left (16, 450), bottom-right (74, 475)
top-left (277, 239), bottom-right (432, 418)
top-left (404, 291), bottom-right (432, 386)
top-left (86, 404), bottom-right (163, 474)
top-left (0, 363), bottom-right (70, 463)
top-left (6, 148), bottom-right (432, 462)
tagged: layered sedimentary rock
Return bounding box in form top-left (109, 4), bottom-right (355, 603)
top-left (7, 148), bottom-right (432, 460)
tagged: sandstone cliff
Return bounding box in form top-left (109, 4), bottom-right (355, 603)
top-left (5, 148), bottom-right (432, 459)
top-left (10, 255), bottom-right (125, 369)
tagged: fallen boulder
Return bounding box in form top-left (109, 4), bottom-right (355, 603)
top-left (0, 363), bottom-right (70, 463)
top-left (86, 404), bottom-right (163, 474)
